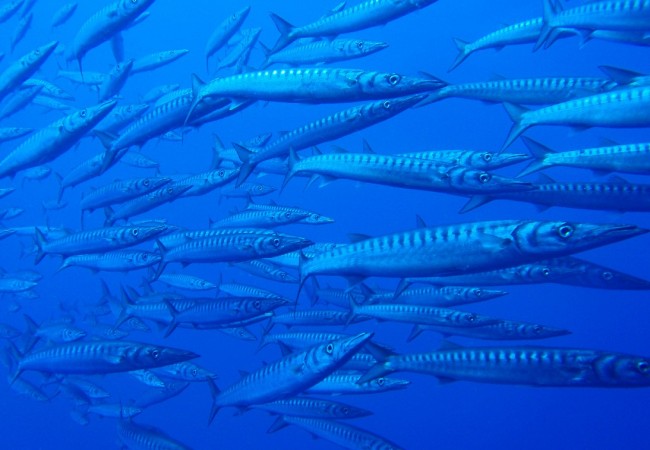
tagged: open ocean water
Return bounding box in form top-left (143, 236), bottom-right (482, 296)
top-left (0, 0), bottom-right (649, 448)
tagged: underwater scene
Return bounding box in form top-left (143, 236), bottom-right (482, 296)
top-left (0, 0), bottom-right (649, 449)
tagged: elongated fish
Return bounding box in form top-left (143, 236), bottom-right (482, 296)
top-left (117, 419), bottom-right (192, 450)
top-left (0, 101), bottom-right (116, 179)
top-left (519, 137), bottom-right (650, 177)
top-left (204, 6), bottom-right (250, 70)
top-left (208, 332), bottom-right (371, 422)
top-left (269, 0), bottom-right (438, 52)
top-left (298, 220), bottom-right (646, 292)
top-left (461, 174), bottom-right (650, 213)
top-left (262, 38), bottom-right (388, 68)
top-left (0, 41), bottom-right (58, 103)
top-left (502, 87), bottom-right (650, 149)
top-left (12, 340), bottom-right (198, 380)
top-left (408, 319), bottom-right (571, 341)
top-left (358, 342), bottom-right (650, 387)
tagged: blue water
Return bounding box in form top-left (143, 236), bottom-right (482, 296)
top-left (0, 0), bottom-right (649, 448)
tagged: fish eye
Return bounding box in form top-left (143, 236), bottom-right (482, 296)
top-left (151, 349), bottom-right (160, 359)
top-left (356, 41), bottom-right (364, 49)
top-left (284, 212), bottom-right (291, 218)
top-left (542, 268), bottom-right (550, 277)
top-left (473, 288), bottom-right (481, 297)
top-left (637, 361), bottom-right (650, 373)
top-left (80, 109), bottom-right (87, 118)
top-left (326, 343), bottom-right (334, 354)
top-left (142, 253), bottom-right (148, 260)
top-left (254, 300), bottom-right (261, 309)
top-left (388, 74), bottom-right (400, 85)
top-left (218, 170), bottom-right (225, 177)
top-left (143, 179), bottom-right (150, 186)
top-left (532, 325), bottom-right (543, 334)
top-left (35, 50), bottom-right (40, 55)
top-left (482, 153), bottom-right (493, 161)
top-left (376, 378), bottom-right (385, 386)
top-left (127, 106), bottom-right (133, 112)
top-left (478, 173), bottom-right (491, 183)
top-left (558, 224), bottom-right (574, 239)
top-left (272, 238), bottom-right (280, 247)
top-left (342, 406), bottom-right (350, 415)
top-left (191, 368), bottom-right (198, 376)
top-left (601, 271), bottom-right (614, 281)
top-left (280, 272), bottom-right (287, 280)
top-left (131, 229), bottom-right (139, 236)
top-left (382, 100), bottom-right (391, 109)
top-left (465, 313), bottom-right (476, 323)
top-left (256, 186), bottom-right (263, 191)
top-left (167, 187), bottom-right (173, 194)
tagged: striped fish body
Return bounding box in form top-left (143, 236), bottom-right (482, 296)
top-left (278, 415), bottom-right (404, 450)
top-left (300, 220), bottom-right (646, 282)
top-left (170, 168), bottom-right (239, 197)
top-left (254, 397), bottom-right (372, 420)
top-left (450, 18), bottom-right (542, 71)
top-left (0, 0), bottom-right (23, 23)
top-left (36, 225), bottom-right (166, 260)
top-left (51, 3), bottom-right (77, 28)
top-left (205, 6), bottom-right (250, 62)
top-left (363, 346), bottom-right (650, 387)
top-left (159, 227), bottom-right (282, 249)
top-left (270, 310), bottom-right (363, 328)
top-left (381, 285), bottom-right (507, 307)
top-left (0, 41), bottom-right (57, 102)
top-left (16, 340), bottom-right (198, 377)
top-left (351, 301), bottom-right (498, 328)
top-left (59, 250), bottom-right (161, 272)
top-left (98, 59), bottom-right (133, 102)
top-left (287, 151), bottom-right (531, 194)
top-left (105, 184), bottom-right (193, 224)
top-left (271, 0), bottom-right (437, 50)
top-left (158, 274), bottom-right (216, 291)
top-left (306, 371), bottom-right (411, 395)
top-left (545, 0), bottom-right (650, 33)
top-left (521, 138), bottom-right (650, 176)
top-left (414, 320), bottom-right (571, 341)
top-left (211, 333), bottom-right (371, 417)
top-left (117, 420), bottom-right (191, 450)
top-left (0, 101), bottom-right (116, 179)
top-left (61, 148), bottom-right (127, 191)
top-left (463, 179), bottom-right (650, 213)
top-left (504, 87), bottom-right (650, 148)
top-left (132, 49), bottom-right (188, 74)
top-left (192, 69), bottom-right (441, 118)
top-left (68, 0), bottom-right (155, 63)
top-left (0, 127), bottom-right (32, 142)
top-left (264, 39), bottom-right (388, 68)
top-left (232, 259), bottom-right (298, 283)
top-left (23, 78), bottom-right (74, 101)
top-left (96, 103), bottom-right (149, 134)
top-left (210, 209), bottom-right (311, 229)
top-left (240, 95), bottom-right (424, 174)
top-left (159, 232), bottom-right (312, 266)
top-left (217, 27), bottom-right (261, 71)
top-left (541, 257), bottom-right (650, 290)
top-left (142, 84), bottom-right (179, 103)
top-left (57, 70), bottom-right (107, 87)
top-left (80, 176), bottom-right (171, 213)
top-left (246, 204), bottom-right (334, 225)
top-left (265, 244), bottom-right (342, 269)
top-left (168, 297), bottom-right (287, 329)
top-left (155, 362), bottom-right (217, 382)
top-left (431, 77), bottom-right (616, 105)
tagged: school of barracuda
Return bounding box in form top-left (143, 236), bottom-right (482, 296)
top-left (0, 0), bottom-right (649, 448)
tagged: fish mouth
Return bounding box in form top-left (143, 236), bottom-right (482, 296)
top-left (499, 153), bottom-right (531, 166)
top-left (341, 332), bottom-right (374, 354)
top-left (391, 93), bottom-right (430, 109)
top-left (589, 224), bottom-right (648, 241)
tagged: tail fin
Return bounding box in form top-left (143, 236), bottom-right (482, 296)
top-left (534, 0), bottom-right (560, 51)
top-left (152, 239), bottom-right (168, 281)
top-left (233, 143), bottom-right (255, 186)
top-left (448, 37), bottom-right (470, 72)
top-left (21, 314), bottom-right (40, 354)
top-left (258, 41), bottom-right (272, 69)
top-left (356, 361), bottom-right (392, 385)
top-left (459, 195), bottom-right (493, 214)
top-left (281, 148), bottom-right (299, 191)
top-left (162, 300), bottom-right (179, 338)
top-left (33, 227), bottom-right (47, 265)
top-left (94, 129), bottom-right (117, 151)
top-left (501, 103), bottom-right (531, 150)
top-left (186, 73), bottom-right (206, 127)
top-left (517, 137), bottom-right (553, 177)
top-left (207, 378), bottom-right (221, 425)
top-left (269, 13), bottom-right (295, 52)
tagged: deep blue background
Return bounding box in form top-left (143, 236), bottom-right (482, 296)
top-left (0, 1), bottom-right (649, 449)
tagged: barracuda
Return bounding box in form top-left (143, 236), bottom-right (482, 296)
top-left (305, 370), bottom-right (411, 395)
top-left (117, 419), bottom-right (192, 450)
top-left (358, 343), bottom-right (650, 387)
top-left (80, 176), bottom-right (171, 213)
top-left (298, 220), bottom-right (646, 292)
top-left (12, 340), bottom-right (198, 380)
top-left (131, 49), bottom-right (188, 74)
top-left (519, 137), bottom-right (650, 177)
top-left (409, 319), bottom-right (571, 341)
top-left (154, 230), bottom-right (313, 279)
top-left (210, 209), bottom-right (311, 229)
top-left (234, 95), bottom-right (424, 183)
top-left (461, 175), bottom-right (650, 213)
top-left (208, 332), bottom-right (372, 422)
top-left (269, 0), bottom-right (438, 52)
top-left (262, 38), bottom-right (388, 68)
top-left (503, 87), bottom-right (650, 149)
top-left (187, 68), bottom-right (442, 126)
top-left (254, 397), bottom-right (372, 421)
top-left (34, 224), bottom-right (167, 264)
top-left (537, 0), bottom-right (650, 50)
top-left (419, 76), bottom-right (616, 107)
top-left (58, 250), bottom-right (161, 273)
top-left (372, 285), bottom-right (508, 307)
top-left (67, 0), bottom-right (156, 70)
top-left (104, 183), bottom-right (193, 225)
top-left (284, 149), bottom-right (533, 194)
top-left (0, 41), bottom-right (57, 103)
top-left (205, 6), bottom-right (250, 70)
